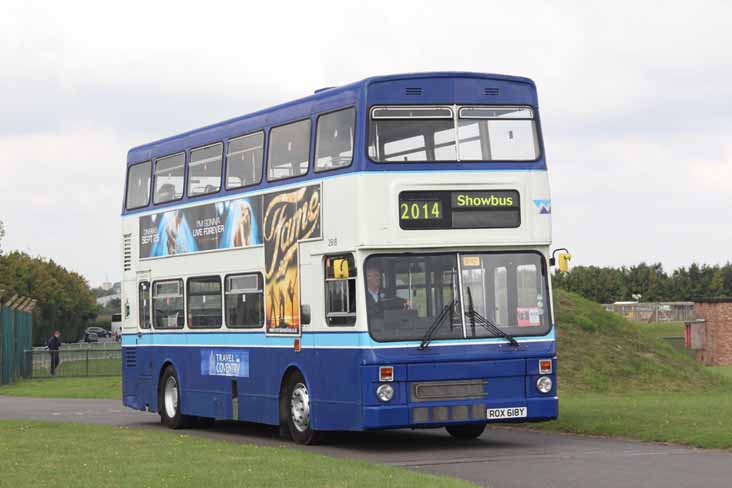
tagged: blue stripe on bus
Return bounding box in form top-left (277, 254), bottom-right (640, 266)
top-left (120, 327), bottom-right (555, 348)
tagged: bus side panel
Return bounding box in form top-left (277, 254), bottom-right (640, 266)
top-left (122, 344), bottom-right (156, 412)
top-left (308, 348), bottom-right (364, 431)
top-left (149, 344), bottom-right (366, 430)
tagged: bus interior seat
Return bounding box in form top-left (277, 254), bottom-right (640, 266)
top-left (157, 183), bottom-right (176, 202)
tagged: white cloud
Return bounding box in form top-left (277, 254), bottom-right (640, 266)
top-left (1, 0), bottom-right (731, 283)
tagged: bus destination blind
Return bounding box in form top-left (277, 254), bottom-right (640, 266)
top-left (398, 190), bottom-right (520, 230)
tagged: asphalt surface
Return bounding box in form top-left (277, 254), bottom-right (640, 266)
top-left (1, 396), bottom-right (731, 488)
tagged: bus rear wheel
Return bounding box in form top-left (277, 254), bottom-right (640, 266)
top-left (283, 371), bottom-right (322, 445)
top-left (159, 366), bottom-right (194, 429)
top-left (445, 423), bottom-right (486, 439)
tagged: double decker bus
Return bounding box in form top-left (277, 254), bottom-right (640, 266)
top-left (120, 72), bottom-right (559, 444)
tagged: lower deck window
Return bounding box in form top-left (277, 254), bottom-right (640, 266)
top-left (153, 280), bottom-right (184, 329)
top-left (139, 281), bottom-right (151, 329)
top-left (187, 276), bottom-right (222, 328)
top-left (225, 273), bottom-right (264, 328)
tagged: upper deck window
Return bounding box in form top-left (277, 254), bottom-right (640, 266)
top-left (368, 105), bottom-right (539, 163)
top-left (315, 108), bottom-right (355, 172)
top-left (369, 106), bottom-right (456, 162)
top-left (458, 106), bottom-right (539, 161)
top-left (153, 152), bottom-right (185, 204)
top-left (125, 161), bottom-right (152, 210)
top-left (267, 119), bottom-right (311, 181)
top-left (226, 131), bottom-right (264, 190)
top-left (188, 143), bottom-right (223, 197)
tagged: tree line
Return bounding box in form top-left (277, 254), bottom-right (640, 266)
top-left (0, 251), bottom-right (98, 345)
top-left (552, 262), bottom-right (732, 304)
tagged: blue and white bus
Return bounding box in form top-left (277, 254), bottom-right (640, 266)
top-left (120, 72), bottom-right (559, 444)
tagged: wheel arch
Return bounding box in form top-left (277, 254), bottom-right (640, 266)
top-left (156, 358), bottom-right (182, 412)
top-left (278, 363), bottom-right (316, 428)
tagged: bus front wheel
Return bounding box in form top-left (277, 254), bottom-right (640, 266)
top-left (445, 423), bottom-right (486, 439)
top-left (159, 366), bottom-right (194, 429)
top-left (283, 371), bottom-right (322, 445)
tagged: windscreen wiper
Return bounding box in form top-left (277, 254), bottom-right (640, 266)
top-left (465, 287), bottom-right (520, 347)
top-left (418, 299), bottom-right (458, 350)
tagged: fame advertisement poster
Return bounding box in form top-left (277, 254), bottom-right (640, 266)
top-left (263, 185), bottom-right (321, 335)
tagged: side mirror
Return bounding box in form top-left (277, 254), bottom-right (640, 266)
top-left (301, 304), bottom-right (311, 325)
top-left (550, 248), bottom-right (572, 273)
top-left (558, 252), bottom-right (572, 273)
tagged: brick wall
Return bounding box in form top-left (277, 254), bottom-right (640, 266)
top-left (694, 300), bottom-right (732, 365)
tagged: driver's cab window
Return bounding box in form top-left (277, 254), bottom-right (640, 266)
top-left (324, 255), bottom-right (356, 326)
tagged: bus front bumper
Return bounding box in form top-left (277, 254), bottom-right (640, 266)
top-left (362, 396), bottom-right (557, 429)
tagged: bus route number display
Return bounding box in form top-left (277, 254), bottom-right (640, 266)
top-left (399, 190), bottom-right (520, 230)
top-left (399, 200), bottom-right (443, 221)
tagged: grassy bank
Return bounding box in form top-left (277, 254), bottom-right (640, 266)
top-left (0, 421), bottom-right (474, 488)
top-left (535, 290), bottom-right (732, 448)
top-left (552, 289), bottom-right (728, 393)
top-left (0, 376), bottom-right (120, 399)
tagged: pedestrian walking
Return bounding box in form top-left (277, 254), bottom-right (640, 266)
top-left (47, 330), bottom-right (61, 377)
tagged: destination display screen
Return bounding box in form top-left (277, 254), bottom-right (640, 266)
top-left (399, 200), bottom-right (444, 221)
top-left (398, 190), bottom-right (520, 229)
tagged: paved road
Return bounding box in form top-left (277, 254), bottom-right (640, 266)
top-left (2, 396), bottom-right (730, 488)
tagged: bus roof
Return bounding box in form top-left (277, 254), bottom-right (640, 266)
top-left (126, 72), bottom-right (536, 165)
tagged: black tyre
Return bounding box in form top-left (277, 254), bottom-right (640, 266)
top-left (282, 371), bottom-right (322, 445)
top-left (196, 416), bottom-right (216, 428)
top-left (159, 366), bottom-right (194, 429)
top-left (445, 423), bottom-right (486, 439)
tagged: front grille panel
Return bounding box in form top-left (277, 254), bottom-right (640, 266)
top-left (410, 380), bottom-right (485, 402)
top-left (411, 403), bottom-right (487, 423)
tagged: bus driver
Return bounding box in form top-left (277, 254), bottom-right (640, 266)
top-left (365, 264), bottom-right (412, 318)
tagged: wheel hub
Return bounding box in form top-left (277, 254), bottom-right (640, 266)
top-left (164, 376), bottom-right (178, 419)
top-left (290, 382), bottom-right (311, 432)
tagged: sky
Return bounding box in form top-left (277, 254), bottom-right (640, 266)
top-left (1, 0), bottom-right (730, 286)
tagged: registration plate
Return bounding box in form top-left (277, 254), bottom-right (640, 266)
top-left (487, 407), bottom-right (527, 419)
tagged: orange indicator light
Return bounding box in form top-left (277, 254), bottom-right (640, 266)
top-left (379, 366), bottom-right (394, 382)
top-left (539, 359), bottom-right (552, 375)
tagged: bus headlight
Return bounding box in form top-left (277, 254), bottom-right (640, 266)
top-left (376, 384), bottom-right (394, 402)
top-left (536, 376), bottom-right (553, 394)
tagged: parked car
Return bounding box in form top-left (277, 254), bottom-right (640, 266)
top-left (84, 332), bottom-right (99, 343)
top-left (85, 326), bottom-right (110, 338)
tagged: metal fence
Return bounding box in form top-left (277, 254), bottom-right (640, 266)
top-left (1, 293), bottom-right (36, 385)
top-left (603, 302), bottom-right (696, 323)
top-left (26, 347), bottom-right (121, 378)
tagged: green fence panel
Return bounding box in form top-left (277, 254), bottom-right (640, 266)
top-left (0, 306), bottom-right (33, 385)
top-left (1, 307), bottom-right (14, 385)
top-left (16, 311), bottom-right (33, 379)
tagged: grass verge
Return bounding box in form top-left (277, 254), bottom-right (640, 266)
top-left (0, 376), bottom-right (120, 399)
top-left (534, 393), bottom-right (732, 449)
top-left (537, 290), bottom-right (732, 449)
top-left (0, 421), bottom-right (475, 488)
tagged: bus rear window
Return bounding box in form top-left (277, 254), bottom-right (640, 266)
top-left (125, 161), bottom-right (151, 210)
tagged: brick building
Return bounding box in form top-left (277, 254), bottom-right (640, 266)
top-left (692, 298), bottom-right (732, 365)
